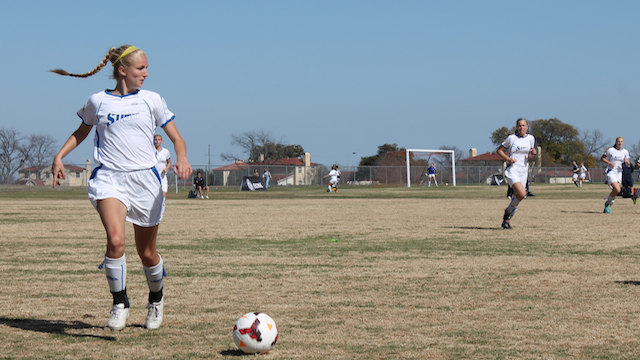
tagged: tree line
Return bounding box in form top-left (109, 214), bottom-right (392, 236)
top-left (0, 128), bottom-right (58, 184)
top-left (490, 118), bottom-right (625, 168)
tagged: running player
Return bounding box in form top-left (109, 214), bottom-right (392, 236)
top-left (578, 162), bottom-right (588, 188)
top-left (497, 118), bottom-right (537, 229)
top-left (601, 137), bottom-right (630, 213)
top-left (155, 135), bottom-right (172, 198)
top-left (324, 165), bottom-right (340, 192)
top-left (427, 164), bottom-right (438, 187)
top-left (571, 160), bottom-right (579, 187)
top-left (50, 45), bottom-right (192, 331)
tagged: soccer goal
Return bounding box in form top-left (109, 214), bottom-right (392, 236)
top-left (405, 149), bottom-right (456, 187)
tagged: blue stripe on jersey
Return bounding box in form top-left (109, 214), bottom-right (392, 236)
top-left (90, 165), bottom-right (103, 180)
top-left (151, 167), bottom-right (161, 183)
top-left (161, 117), bottom-right (175, 128)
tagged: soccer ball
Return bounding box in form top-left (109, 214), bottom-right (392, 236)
top-left (233, 312), bottom-right (278, 354)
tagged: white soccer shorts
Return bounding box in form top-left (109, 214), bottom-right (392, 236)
top-left (160, 172), bottom-right (168, 193)
top-left (606, 168), bottom-right (622, 185)
top-left (88, 167), bottom-right (165, 227)
top-left (504, 165), bottom-right (528, 188)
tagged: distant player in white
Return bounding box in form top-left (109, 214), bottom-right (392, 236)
top-left (154, 134), bottom-right (172, 198)
top-left (578, 162), bottom-right (587, 188)
top-left (324, 164), bottom-right (340, 192)
top-left (497, 117), bottom-right (537, 229)
top-left (51, 45), bottom-right (192, 331)
top-left (600, 137), bottom-right (630, 213)
top-left (571, 160), bottom-right (579, 187)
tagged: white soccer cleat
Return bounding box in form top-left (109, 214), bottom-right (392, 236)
top-left (107, 303), bottom-right (129, 331)
top-left (145, 297), bottom-right (164, 329)
top-left (205, 195), bottom-right (209, 199)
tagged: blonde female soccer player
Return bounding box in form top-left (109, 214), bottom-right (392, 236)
top-left (497, 118), bottom-right (537, 229)
top-left (600, 137), bottom-right (630, 213)
top-left (51, 45), bottom-right (192, 330)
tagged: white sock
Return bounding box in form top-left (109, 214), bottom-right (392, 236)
top-left (506, 197), bottom-right (521, 214)
top-left (104, 254), bottom-right (126, 293)
top-left (144, 256), bottom-right (164, 293)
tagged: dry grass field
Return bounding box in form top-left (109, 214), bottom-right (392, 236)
top-left (2, 184), bottom-right (640, 359)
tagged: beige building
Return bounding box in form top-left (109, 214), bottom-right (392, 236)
top-left (17, 160), bottom-right (92, 187)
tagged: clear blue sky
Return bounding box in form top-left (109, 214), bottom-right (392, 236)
top-left (1, 0), bottom-right (638, 168)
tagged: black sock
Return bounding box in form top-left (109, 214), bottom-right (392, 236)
top-left (149, 287), bottom-right (163, 304)
top-left (112, 288), bottom-right (130, 308)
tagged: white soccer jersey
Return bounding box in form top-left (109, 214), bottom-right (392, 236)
top-left (155, 147), bottom-right (171, 174)
top-left (329, 169), bottom-right (339, 183)
top-left (579, 165), bottom-right (587, 176)
top-left (77, 89), bottom-right (175, 171)
top-left (604, 147), bottom-right (629, 172)
top-left (501, 134), bottom-right (535, 168)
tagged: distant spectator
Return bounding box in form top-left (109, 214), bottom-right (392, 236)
top-left (194, 172), bottom-right (209, 199)
top-left (263, 168), bottom-right (272, 188)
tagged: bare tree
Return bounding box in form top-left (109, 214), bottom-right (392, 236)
top-left (0, 128), bottom-right (29, 184)
top-left (630, 139), bottom-right (640, 163)
top-left (27, 134), bottom-right (58, 168)
top-left (221, 130), bottom-right (304, 163)
top-left (581, 129), bottom-right (610, 157)
top-left (434, 145), bottom-right (463, 168)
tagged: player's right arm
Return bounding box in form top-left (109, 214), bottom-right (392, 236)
top-left (52, 122), bottom-right (93, 188)
top-left (497, 145), bottom-right (515, 164)
top-left (600, 150), bottom-right (613, 167)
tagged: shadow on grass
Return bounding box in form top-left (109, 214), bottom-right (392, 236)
top-left (220, 349), bottom-right (254, 356)
top-left (446, 226), bottom-right (500, 230)
top-left (615, 280), bottom-right (640, 286)
top-left (559, 210), bottom-right (604, 214)
top-left (0, 317), bottom-right (116, 341)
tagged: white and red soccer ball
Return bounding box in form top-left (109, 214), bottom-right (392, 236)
top-left (233, 312), bottom-right (278, 354)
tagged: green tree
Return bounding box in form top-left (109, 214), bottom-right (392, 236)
top-left (528, 118), bottom-right (585, 165)
top-left (221, 130), bottom-right (305, 162)
top-left (357, 143), bottom-right (404, 167)
top-left (356, 143), bottom-right (405, 180)
top-left (490, 126), bottom-right (512, 147)
top-left (490, 118), bottom-right (589, 166)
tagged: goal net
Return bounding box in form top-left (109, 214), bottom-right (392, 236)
top-left (371, 149), bottom-right (456, 187)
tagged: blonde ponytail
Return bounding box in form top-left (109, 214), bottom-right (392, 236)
top-left (50, 47), bottom-right (115, 78)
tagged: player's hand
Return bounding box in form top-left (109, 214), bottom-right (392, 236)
top-left (51, 157), bottom-right (66, 188)
top-left (173, 159), bottom-right (192, 180)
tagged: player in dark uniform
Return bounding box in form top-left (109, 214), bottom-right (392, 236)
top-left (194, 172), bottom-right (209, 199)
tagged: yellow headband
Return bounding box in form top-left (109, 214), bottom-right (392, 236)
top-left (112, 46), bottom-right (139, 67)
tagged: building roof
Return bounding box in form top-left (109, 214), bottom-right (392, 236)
top-left (212, 158), bottom-right (319, 171)
top-left (461, 152), bottom-right (504, 162)
top-left (14, 179), bottom-right (46, 186)
top-left (19, 164), bottom-right (85, 172)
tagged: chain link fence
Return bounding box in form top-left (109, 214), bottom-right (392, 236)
top-left (0, 161), bottom-right (621, 190)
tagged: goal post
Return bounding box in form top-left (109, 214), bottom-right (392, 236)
top-left (405, 149), bottom-right (456, 187)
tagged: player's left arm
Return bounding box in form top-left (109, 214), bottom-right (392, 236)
top-left (164, 156), bottom-right (172, 175)
top-left (163, 121), bottom-right (192, 180)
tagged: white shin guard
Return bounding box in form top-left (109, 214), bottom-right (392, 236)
top-left (144, 256), bottom-right (164, 293)
top-left (104, 254), bottom-right (126, 293)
